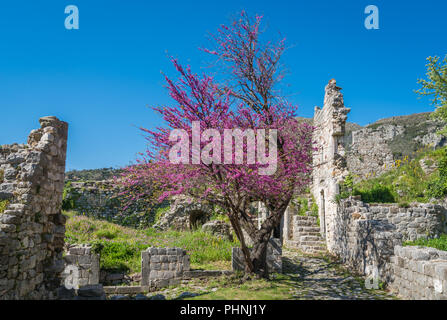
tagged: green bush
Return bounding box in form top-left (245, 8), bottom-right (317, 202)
top-left (353, 183), bottom-right (395, 203)
top-left (403, 234), bottom-right (447, 252)
top-left (426, 148), bottom-right (447, 199)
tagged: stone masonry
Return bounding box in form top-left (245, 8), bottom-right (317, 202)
top-left (0, 116), bottom-right (68, 299)
top-left (232, 238), bottom-right (282, 273)
top-left (311, 79), bottom-right (350, 251)
top-left (332, 197), bottom-right (447, 284)
top-left (390, 245), bottom-right (447, 299)
top-left (62, 244), bottom-right (100, 288)
top-left (141, 247), bottom-right (190, 287)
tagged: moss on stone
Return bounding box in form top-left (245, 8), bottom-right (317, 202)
top-left (0, 200), bottom-right (9, 214)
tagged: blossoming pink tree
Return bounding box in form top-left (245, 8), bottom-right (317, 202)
top-left (119, 12), bottom-right (313, 277)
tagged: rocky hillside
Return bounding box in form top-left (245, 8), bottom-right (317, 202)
top-left (299, 112), bottom-right (446, 180)
top-left (346, 112), bottom-right (446, 179)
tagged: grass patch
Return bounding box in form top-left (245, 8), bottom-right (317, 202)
top-left (403, 234), bottom-right (447, 252)
top-left (64, 211), bottom-right (239, 273)
top-left (184, 273), bottom-right (295, 300)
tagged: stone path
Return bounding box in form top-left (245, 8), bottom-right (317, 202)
top-left (282, 249), bottom-right (397, 300)
top-left (106, 249), bottom-right (398, 300)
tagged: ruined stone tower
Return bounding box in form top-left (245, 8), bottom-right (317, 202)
top-left (0, 117), bottom-right (68, 299)
top-left (312, 79), bottom-right (350, 252)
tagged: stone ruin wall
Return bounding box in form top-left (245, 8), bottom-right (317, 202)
top-left (63, 180), bottom-right (154, 228)
top-left (390, 245), bottom-right (447, 300)
top-left (62, 244), bottom-right (100, 288)
top-left (0, 117), bottom-right (68, 299)
top-left (304, 80), bottom-right (447, 299)
top-left (141, 247), bottom-right (190, 288)
top-left (311, 79), bottom-right (350, 252)
top-left (232, 238), bottom-right (282, 273)
top-left (333, 197), bottom-right (447, 283)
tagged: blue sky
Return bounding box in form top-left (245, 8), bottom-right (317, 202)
top-left (0, 0), bottom-right (446, 170)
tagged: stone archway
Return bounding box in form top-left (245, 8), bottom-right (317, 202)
top-left (189, 210), bottom-right (209, 230)
top-left (153, 195), bottom-right (213, 231)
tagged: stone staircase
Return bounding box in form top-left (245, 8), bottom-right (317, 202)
top-left (285, 215), bottom-right (327, 255)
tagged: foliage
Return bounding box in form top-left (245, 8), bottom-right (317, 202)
top-left (153, 204), bottom-right (170, 224)
top-left (348, 145), bottom-right (447, 203)
top-left (353, 183), bottom-right (396, 203)
top-left (62, 181), bottom-right (80, 210)
top-left (426, 147), bottom-right (447, 199)
top-left (64, 211), bottom-right (239, 273)
top-left (0, 200), bottom-right (9, 214)
top-left (403, 234), bottom-right (447, 252)
top-left (65, 168), bottom-right (123, 182)
top-left (416, 55), bottom-right (447, 135)
top-left (118, 11), bottom-right (314, 276)
top-left (0, 169), bottom-right (4, 183)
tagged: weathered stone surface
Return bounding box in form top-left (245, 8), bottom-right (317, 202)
top-left (202, 220), bottom-right (233, 241)
top-left (141, 247), bottom-right (190, 286)
top-left (311, 79), bottom-right (350, 249)
top-left (153, 195), bottom-right (213, 231)
top-left (61, 244), bottom-right (100, 290)
top-left (232, 238), bottom-right (282, 273)
top-left (0, 116), bottom-right (68, 300)
top-left (390, 246), bottom-right (447, 300)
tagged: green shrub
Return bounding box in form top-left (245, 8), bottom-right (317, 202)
top-left (426, 148), bottom-right (447, 199)
top-left (403, 234), bottom-right (447, 252)
top-left (353, 183), bottom-right (395, 203)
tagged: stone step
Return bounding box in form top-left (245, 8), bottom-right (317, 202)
top-left (294, 215), bottom-right (317, 221)
top-left (299, 235), bottom-right (323, 242)
top-left (294, 232), bottom-right (321, 237)
top-left (299, 240), bottom-right (326, 246)
top-left (295, 226), bottom-right (321, 233)
top-left (294, 220), bottom-right (317, 227)
top-left (300, 245), bottom-right (327, 252)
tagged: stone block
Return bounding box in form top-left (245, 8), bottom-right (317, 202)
top-left (434, 263), bottom-right (447, 280)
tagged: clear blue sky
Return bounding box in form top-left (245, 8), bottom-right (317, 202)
top-left (0, 0), bottom-right (446, 170)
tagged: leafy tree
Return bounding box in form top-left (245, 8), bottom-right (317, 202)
top-left (119, 12), bottom-right (313, 277)
top-left (416, 54), bottom-right (447, 134)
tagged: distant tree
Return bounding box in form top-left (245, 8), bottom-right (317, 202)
top-left (119, 12), bottom-right (313, 278)
top-left (416, 54), bottom-right (447, 134)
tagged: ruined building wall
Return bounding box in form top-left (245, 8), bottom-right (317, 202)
top-left (0, 116), bottom-right (68, 299)
top-left (311, 79), bottom-right (350, 252)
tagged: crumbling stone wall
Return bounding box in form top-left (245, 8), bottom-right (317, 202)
top-left (333, 197), bottom-right (447, 283)
top-left (154, 195), bottom-right (213, 231)
top-left (141, 247), bottom-right (190, 288)
top-left (63, 180), bottom-right (153, 228)
top-left (390, 245), bottom-right (447, 299)
top-left (311, 79), bottom-right (350, 251)
top-left (232, 238), bottom-right (282, 273)
top-left (62, 244), bottom-right (100, 288)
top-left (0, 116), bottom-right (68, 299)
